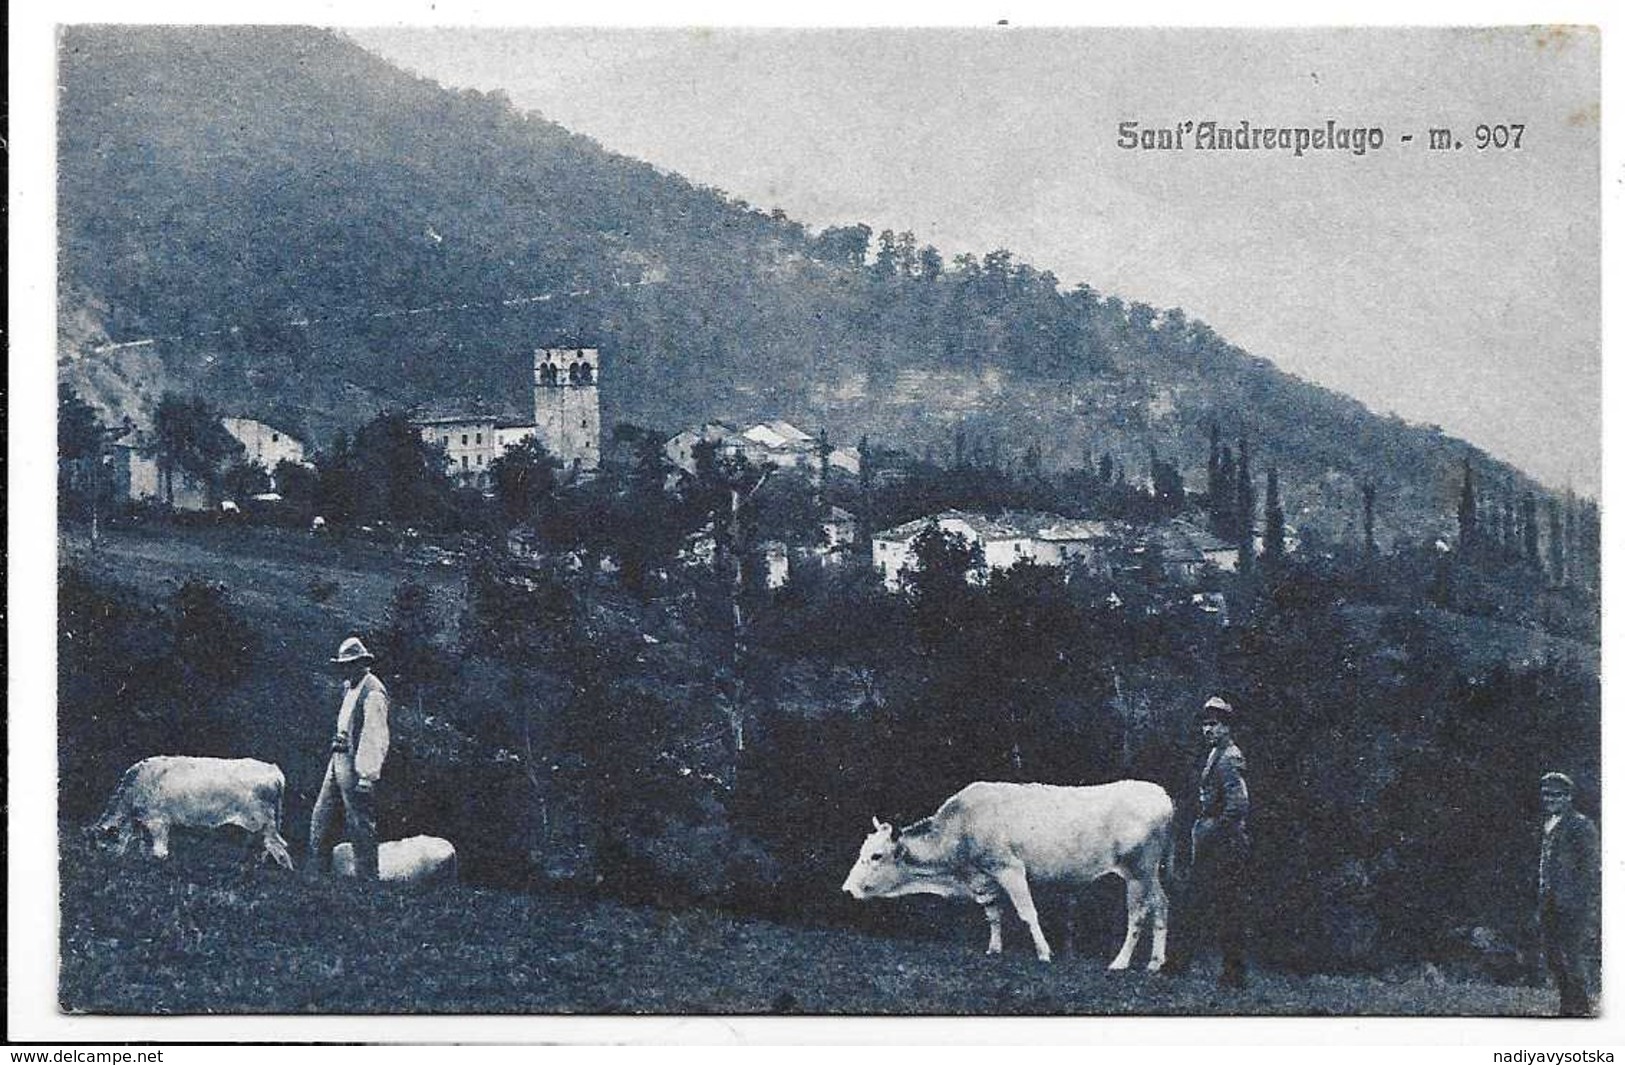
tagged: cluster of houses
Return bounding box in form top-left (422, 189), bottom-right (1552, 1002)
top-left (84, 339), bottom-right (1270, 611)
top-left (663, 420), bottom-right (862, 478)
top-left (869, 510), bottom-right (1242, 592)
top-left (109, 415), bottom-right (310, 510)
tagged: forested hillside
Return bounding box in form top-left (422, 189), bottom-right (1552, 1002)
top-left (60, 26), bottom-right (1569, 544)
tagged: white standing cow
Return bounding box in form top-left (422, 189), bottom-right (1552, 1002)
top-left (91, 756), bottom-right (294, 870)
top-left (841, 780), bottom-right (1174, 969)
top-left (332, 835), bottom-right (458, 885)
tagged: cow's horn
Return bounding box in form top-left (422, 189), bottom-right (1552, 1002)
top-left (872, 816), bottom-right (884, 831)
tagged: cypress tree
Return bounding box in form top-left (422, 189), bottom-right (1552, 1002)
top-left (1235, 435), bottom-right (1255, 571)
top-left (1361, 482), bottom-right (1377, 555)
top-left (1264, 467), bottom-right (1286, 562)
top-left (1207, 423), bottom-right (1221, 518)
top-left (1521, 494), bottom-right (1540, 569)
top-left (1547, 498), bottom-right (1565, 584)
top-left (1214, 445), bottom-right (1235, 538)
top-left (1457, 460), bottom-right (1477, 554)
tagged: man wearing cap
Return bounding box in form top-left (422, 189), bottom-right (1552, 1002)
top-left (308, 636), bottom-right (390, 880)
top-left (1186, 694), bottom-right (1252, 989)
top-left (1536, 771), bottom-right (1599, 1016)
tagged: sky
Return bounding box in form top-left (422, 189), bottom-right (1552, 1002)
top-left (348, 26), bottom-right (1601, 496)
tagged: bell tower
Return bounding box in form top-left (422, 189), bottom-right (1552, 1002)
top-left (533, 347), bottom-right (601, 471)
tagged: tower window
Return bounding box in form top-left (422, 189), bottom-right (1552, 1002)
top-left (462, 434), bottom-right (468, 446)
top-left (476, 432), bottom-right (482, 445)
top-left (461, 455), bottom-right (469, 469)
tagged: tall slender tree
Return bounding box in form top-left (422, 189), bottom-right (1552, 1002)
top-left (1457, 459), bottom-right (1477, 554)
top-left (1207, 423), bottom-right (1222, 525)
top-left (1361, 483), bottom-right (1377, 555)
top-left (1547, 498), bottom-right (1565, 584)
top-left (1214, 445), bottom-right (1235, 538)
top-left (1264, 467), bottom-right (1286, 562)
top-left (1235, 435), bottom-right (1256, 571)
top-left (1521, 494), bottom-right (1541, 570)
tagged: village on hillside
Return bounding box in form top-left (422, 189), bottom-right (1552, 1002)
top-left (61, 335), bottom-right (1337, 622)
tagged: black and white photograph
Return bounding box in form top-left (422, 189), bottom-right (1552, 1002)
top-left (10, 6), bottom-right (1617, 1046)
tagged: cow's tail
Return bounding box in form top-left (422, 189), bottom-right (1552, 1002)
top-left (1162, 814), bottom-right (1176, 885)
top-left (273, 769), bottom-right (287, 837)
top-left (262, 768), bottom-right (296, 871)
top-left (1158, 793), bottom-right (1177, 887)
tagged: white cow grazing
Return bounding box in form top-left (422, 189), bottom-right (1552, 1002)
top-left (841, 780), bottom-right (1174, 969)
top-left (92, 756), bottom-right (294, 870)
top-left (332, 835), bottom-right (458, 885)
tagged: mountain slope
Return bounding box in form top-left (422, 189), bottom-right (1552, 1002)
top-left (58, 26), bottom-right (1560, 543)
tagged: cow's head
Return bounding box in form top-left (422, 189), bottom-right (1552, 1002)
top-left (840, 816), bottom-right (914, 899)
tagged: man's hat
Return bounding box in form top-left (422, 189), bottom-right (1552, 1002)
top-left (1540, 772), bottom-right (1576, 794)
top-left (330, 636), bottom-right (375, 665)
top-left (1199, 695), bottom-right (1235, 722)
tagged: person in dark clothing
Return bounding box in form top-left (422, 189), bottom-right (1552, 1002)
top-left (1180, 694), bottom-right (1252, 989)
top-left (1536, 772), bottom-right (1599, 1017)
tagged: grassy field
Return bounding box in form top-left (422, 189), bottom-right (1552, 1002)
top-left (56, 522), bottom-right (1565, 1018)
top-left (58, 833), bottom-right (1554, 1017)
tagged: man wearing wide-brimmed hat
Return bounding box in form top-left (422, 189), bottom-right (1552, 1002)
top-left (307, 636), bottom-right (390, 880)
top-left (1536, 771), bottom-right (1598, 1016)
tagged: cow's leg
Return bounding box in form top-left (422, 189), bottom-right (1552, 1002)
top-left (983, 904), bottom-right (1004, 955)
top-left (145, 820), bottom-right (171, 860)
top-left (992, 864), bottom-right (1052, 963)
top-left (112, 820), bottom-right (138, 856)
top-left (972, 879), bottom-right (1003, 955)
top-left (1146, 871), bottom-right (1169, 972)
top-left (1110, 876), bottom-right (1146, 970)
top-left (1062, 893), bottom-right (1080, 958)
top-left (263, 829), bottom-right (295, 871)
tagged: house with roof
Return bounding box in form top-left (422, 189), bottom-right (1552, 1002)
top-left (872, 509), bottom-right (1040, 591)
top-left (828, 446), bottom-right (862, 475)
top-left (220, 417), bottom-right (307, 472)
top-left (821, 506), bottom-right (859, 552)
top-left (411, 398), bottom-right (535, 489)
top-left (664, 419), bottom-right (863, 479)
top-left (872, 509), bottom-right (1130, 591)
top-left (664, 422), bottom-right (738, 474)
top-left (1027, 516), bottom-right (1122, 570)
top-left (1144, 519), bottom-right (1240, 582)
top-left (108, 418), bottom-right (300, 511)
top-left (107, 430), bottom-right (209, 511)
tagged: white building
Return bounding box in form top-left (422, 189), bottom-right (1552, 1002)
top-left (108, 434), bottom-right (210, 510)
top-left (494, 422), bottom-right (536, 452)
top-left (872, 510), bottom-right (1033, 591)
top-left (872, 510), bottom-right (1124, 591)
top-left (664, 422), bottom-right (738, 474)
top-left (220, 417), bottom-right (307, 473)
top-left (414, 411), bottom-right (500, 489)
top-left (1146, 520), bottom-right (1240, 582)
top-left (664, 419), bottom-right (862, 478)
